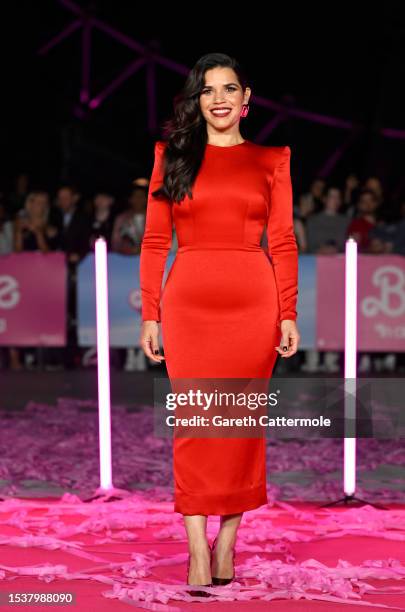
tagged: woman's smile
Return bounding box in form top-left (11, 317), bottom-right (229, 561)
top-left (210, 108), bottom-right (232, 117)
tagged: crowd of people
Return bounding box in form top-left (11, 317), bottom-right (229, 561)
top-left (1, 165), bottom-right (404, 373)
top-left (0, 174), bottom-right (149, 371)
top-left (292, 175), bottom-right (405, 375)
top-left (293, 175), bottom-right (405, 256)
top-left (0, 174), bottom-right (148, 258)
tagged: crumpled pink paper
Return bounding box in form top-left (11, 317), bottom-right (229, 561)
top-left (1, 495), bottom-right (405, 608)
top-left (0, 399), bottom-right (404, 608)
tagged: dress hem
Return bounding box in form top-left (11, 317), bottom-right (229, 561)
top-left (173, 484), bottom-right (268, 516)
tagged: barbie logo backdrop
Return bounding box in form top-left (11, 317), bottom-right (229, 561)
top-left (317, 255), bottom-right (405, 351)
top-left (76, 253), bottom-right (405, 351)
top-left (0, 252), bottom-right (66, 346)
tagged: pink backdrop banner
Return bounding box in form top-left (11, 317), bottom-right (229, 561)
top-left (0, 252), bottom-right (66, 346)
top-left (317, 254), bottom-right (405, 351)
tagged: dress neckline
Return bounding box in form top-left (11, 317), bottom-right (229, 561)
top-left (206, 140), bottom-right (249, 149)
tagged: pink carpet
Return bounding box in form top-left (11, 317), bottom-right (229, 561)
top-left (1, 495), bottom-right (405, 611)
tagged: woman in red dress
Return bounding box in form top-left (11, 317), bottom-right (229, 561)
top-left (140, 52), bottom-right (300, 593)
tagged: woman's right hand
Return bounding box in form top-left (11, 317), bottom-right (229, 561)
top-left (140, 320), bottom-right (166, 363)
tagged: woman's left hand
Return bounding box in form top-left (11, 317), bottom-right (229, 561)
top-left (275, 320), bottom-right (300, 358)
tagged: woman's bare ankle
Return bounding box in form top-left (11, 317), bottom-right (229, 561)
top-left (188, 539), bottom-right (210, 556)
top-left (187, 546), bottom-right (211, 584)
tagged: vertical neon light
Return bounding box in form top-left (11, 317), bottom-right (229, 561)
top-left (344, 237), bottom-right (357, 496)
top-left (95, 237), bottom-right (113, 491)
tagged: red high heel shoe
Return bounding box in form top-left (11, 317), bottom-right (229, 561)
top-left (211, 535), bottom-right (235, 585)
top-left (186, 549), bottom-right (212, 598)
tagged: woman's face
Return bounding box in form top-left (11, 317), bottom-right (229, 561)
top-left (364, 177), bottom-right (383, 199)
top-left (199, 66), bottom-right (250, 134)
top-left (26, 194), bottom-right (48, 218)
top-left (34, 193), bottom-right (49, 212)
top-left (94, 194), bottom-right (114, 211)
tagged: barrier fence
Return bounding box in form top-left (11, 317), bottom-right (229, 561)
top-left (0, 252), bottom-right (404, 350)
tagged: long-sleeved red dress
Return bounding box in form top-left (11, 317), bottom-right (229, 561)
top-left (140, 139), bottom-right (298, 516)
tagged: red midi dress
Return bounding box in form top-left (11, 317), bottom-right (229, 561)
top-left (140, 139), bottom-right (298, 516)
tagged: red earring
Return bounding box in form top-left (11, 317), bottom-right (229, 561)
top-left (240, 103), bottom-right (249, 118)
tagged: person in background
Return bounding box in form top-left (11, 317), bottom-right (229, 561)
top-left (26, 191), bottom-right (63, 370)
top-left (54, 185), bottom-right (92, 369)
top-left (14, 191), bottom-right (56, 253)
top-left (366, 175), bottom-right (397, 221)
top-left (364, 176), bottom-right (384, 207)
top-left (341, 173), bottom-right (361, 218)
top-left (14, 190), bottom-right (61, 251)
top-left (306, 186), bottom-right (349, 254)
top-left (89, 192), bottom-right (116, 251)
top-left (301, 187), bottom-right (349, 374)
top-left (111, 183), bottom-right (148, 255)
top-left (79, 190), bottom-right (118, 372)
top-left (295, 177), bottom-right (326, 219)
top-left (295, 193), bottom-right (315, 222)
top-left (368, 209), bottom-right (399, 255)
top-left (347, 186), bottom-right (392, 375)
top-left (111, 180), bottom-right (150, 372)
top-left (12, 192), bottom-right (58, 369)
top-left (346, 188), bottom-right (379, 253)
top-left (54, 185), bottom-right (92, 263)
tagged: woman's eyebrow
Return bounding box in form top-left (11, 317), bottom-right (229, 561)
top-left (203, 82), bottom-right (240, 88)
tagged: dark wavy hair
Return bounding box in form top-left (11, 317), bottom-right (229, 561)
top-left (152, 52), bottom-right (250, 204)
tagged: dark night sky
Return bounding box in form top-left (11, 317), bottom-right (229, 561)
top-left (4, 2), bottom-right (405, 200)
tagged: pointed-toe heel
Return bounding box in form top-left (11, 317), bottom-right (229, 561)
top-left (211, 535), bottom-right (235, 586)
top-left (186, 552), bottom-right (212, 598)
